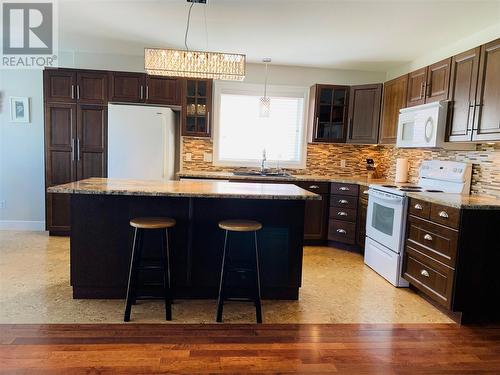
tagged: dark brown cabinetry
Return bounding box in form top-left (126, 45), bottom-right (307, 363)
top-left (328, 183), bottom-right (359, 245)
top-left (109, 72), bottom-right (146, 103)
top-left (379, 75), bottom-right (408, 144)
top-left (473, 38), bottom-right (500, 141)
top-left (347, 84), bottom-right (382, 144)
top-left (296, 182), bottom-right (329, 241)
top-left (44, 69), bottom-right (109, 234)
top-left (309, 84), bottom-right (349, 143)
top-left (447, 48), bottom-right (481, 142)
top-left (406, 59), bottom-right (451, 107)
top-left (182, 79), bottom-right (212, 137)
top-left (146, 76), bottom-right (181, 106)
top-left (406, 67), bottom-right (427, 107)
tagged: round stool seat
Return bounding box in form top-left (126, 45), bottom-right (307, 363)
top-left (130, 217), bottom-right (176, 229)
top-left (218, 219), bottom-right (262, 232)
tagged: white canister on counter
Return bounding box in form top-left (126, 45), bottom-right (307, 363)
top-left (395, 158), bottom-right (409, 183)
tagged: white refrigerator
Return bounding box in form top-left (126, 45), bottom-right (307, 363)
top-left (108, 104), bottom-right (176, 181)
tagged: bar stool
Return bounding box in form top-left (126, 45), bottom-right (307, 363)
top-left (124, 217), bottom-right (176, 322)
top-left (216, 219), bottom-right (263, 323)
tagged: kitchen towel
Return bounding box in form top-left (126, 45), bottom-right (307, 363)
top-left (395, 158), bottom-right (409, 183)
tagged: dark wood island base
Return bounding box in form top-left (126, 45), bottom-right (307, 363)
top-left (54, 179), bottom-right (319, 300)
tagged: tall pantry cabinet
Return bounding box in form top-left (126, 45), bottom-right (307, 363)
top-left (44, 69), bottom-right (108, 234)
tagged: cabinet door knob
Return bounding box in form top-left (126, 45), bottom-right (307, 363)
top-left (339, 186), bottom-right (349, 191)
top-left (336, 229), bottom-right (347, 234)
top-left (414, 203), bottom-right (423, 210)
top-left (424, 234), bottom-right (433, 241)
top-left (339, 199), bottom-right (348, 204)
top-left (337, 211), bottom-right (348, 216)
top-left (420, 269), bottom-right (430, 278)
top-left (309, 185), bottom-right (319, 189)
top-left (438, 211), bottom-right (449, 218)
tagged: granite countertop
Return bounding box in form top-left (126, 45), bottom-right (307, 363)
top-left (47, 178), bottom-right (320, 201)
top-left (177, 170), bottom-right (389, 187)
top-left (177, 171), bottom-right (500, 209)
top-left (405, 191), bottom-right (500, 210)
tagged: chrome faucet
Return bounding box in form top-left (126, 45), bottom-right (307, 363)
top-left (260, 149), bottom-right (267, 174)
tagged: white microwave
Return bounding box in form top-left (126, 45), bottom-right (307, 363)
top-left (396, 101), bottom-right (474, 150)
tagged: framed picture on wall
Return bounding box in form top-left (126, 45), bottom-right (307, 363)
top-left (10, 97), bottom-right (30, 123)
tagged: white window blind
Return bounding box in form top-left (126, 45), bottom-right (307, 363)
top-left (214, 85), bottom-right (306, 168)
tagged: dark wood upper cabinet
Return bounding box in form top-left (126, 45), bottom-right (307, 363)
top-left (426, 58), bottom-right (451, 103)
top-left (109, 72), bottom-right (146, 103)
top-left (447, 48), bottom-right (480, 142)
top-left (145, 76), bottom-right (182, 106)
top-left (309, 84), bottom-right (349, 143)
top-left (76, 105), bottom-right (108, 180)
top-left (473, 38), bottom-right (500, 141)
top-left (347, 84), bottom-right (382, 144)
top-left (406, 67), bottom-right (427, 107)
top-left (44, 70), bottom-right (76, 102)
top-left (379, 75), bottom-right (408, 144)
top-left (76, 72), bottom-right (108, 104)
top-left (182, 79), bottom-right (212, 137)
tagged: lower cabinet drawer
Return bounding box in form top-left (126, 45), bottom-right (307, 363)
top-left (403, 246), bottom-right (455, 309)
top-left (328, 219), bottom-right (356, 244)
top-left (329, 207), bottom-right (357, 222)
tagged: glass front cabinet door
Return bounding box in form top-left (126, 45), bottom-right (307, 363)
top-left (310, 84), bottom-right (349, 143)
top-left (182, 79), bottom-right (213, 137)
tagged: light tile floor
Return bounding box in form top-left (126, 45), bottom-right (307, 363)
top-left (0, 231), bottom-right (452, 323)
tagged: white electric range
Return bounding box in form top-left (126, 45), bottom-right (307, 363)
top-left (364, 160), bottom-right (472, 287)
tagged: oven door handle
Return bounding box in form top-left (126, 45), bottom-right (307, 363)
top-left (368, 190), bottom-right (403, 203)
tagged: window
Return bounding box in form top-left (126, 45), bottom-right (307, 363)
top-left (213, 82), bottom-right (307, 168)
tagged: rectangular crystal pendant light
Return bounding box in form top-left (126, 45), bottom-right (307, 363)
top-left (145, 48), bottom-right (246, 81)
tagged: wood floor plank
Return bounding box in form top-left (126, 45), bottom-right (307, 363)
top-left (0, 324), bottom-right (499, 374)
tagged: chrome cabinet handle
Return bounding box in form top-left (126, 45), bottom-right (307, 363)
top-left (438, 211), bottom-right (449, 218)
top-left (76, 138), bottom-right (80, 161)
top-left (338, 199), bottom-right (348, 204)
top-left (363, 190), bottom-right (369, 195)
top-left (77, 85), bottom-right (80, 100)
top-left (146, 85), bottom-right (149, 100)
top-left (71, 138), bottom-right (75, 160)
top-left (424, 234), bottom-right (433, 241)
top-left (206, 111), bottom-right (210, 133)
top-left (414, 203), bottom-right (423, 210)
top-left (140, 85), bottom-right (144, 100)
top-left (420, 269), bottom-right (430, 278)
top-left (339, 186), bottom-right (349, 191)
top-left (71, 85), bottom-right (75, 99)
top-left (337, 211), bottom-right (348, 216)
top-left (309, 185), bottom-right (319, 189)
top-left (336, 229), bottom-right (347, 234)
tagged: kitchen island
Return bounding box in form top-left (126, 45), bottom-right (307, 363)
top-left (48, 178), bottom-right (319, 300)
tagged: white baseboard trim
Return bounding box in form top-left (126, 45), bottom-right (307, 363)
top-left (0, 220), bottom-right (46, 231)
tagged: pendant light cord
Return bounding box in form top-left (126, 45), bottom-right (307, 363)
top-left (184, 2), bottom-right (195, 51)
top-left (264, 62), bottom-right (268, 98)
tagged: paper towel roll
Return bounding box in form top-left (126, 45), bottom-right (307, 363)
top-left (395, 158), bottom-right (409, 183)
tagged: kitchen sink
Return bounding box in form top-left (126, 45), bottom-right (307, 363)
top-left (233, 171), bottom-right (293, 178)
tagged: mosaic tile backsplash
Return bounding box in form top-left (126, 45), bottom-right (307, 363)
top-left (181, 137), bottom-right (500, 198)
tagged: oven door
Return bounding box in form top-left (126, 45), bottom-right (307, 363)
top-left (366, 189), bottom-right (406, 253)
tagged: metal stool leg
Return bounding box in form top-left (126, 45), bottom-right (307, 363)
top-left (124, 228), bottom-right (143, 322)
top-left (216, 230), bottom-right (229, 322)
top-left (161, 228), bottom-right (172, 321)
top-left (254, 231), bottom-right (262, 323)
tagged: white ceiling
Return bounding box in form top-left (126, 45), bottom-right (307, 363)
top-left (60, 0), bottom-right (500, 72)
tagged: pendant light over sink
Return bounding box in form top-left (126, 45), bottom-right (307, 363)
top-left (144, 0), bottom-right (246, 81)
top-left (259, 58), bottom-right (271, 117)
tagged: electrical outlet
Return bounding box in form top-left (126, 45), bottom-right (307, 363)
top-left (0, 200), bottom-right (6, 209)
top-left (203, 152), bottom-right (213, 162)
top-left (340, 160), bottom-right (347, 168)
top-left (184, 153), bottom-right (192, 162)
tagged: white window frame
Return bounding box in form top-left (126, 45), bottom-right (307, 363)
top-left (213, 81), bottom-right (309, 169)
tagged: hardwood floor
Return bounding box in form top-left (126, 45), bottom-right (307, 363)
top-left (1, 324), bottom-right (499, 374)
